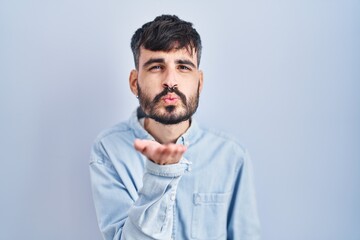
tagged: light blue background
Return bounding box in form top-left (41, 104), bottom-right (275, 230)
top-left (1, 1), bottom-right (359, 239)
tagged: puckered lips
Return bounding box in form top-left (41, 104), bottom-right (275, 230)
top-left (162, 94), bottom-right (179, 104)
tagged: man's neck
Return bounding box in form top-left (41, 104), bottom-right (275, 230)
top-left (144, 118), bottom-right (190, 144)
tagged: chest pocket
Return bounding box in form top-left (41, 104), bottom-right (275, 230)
top-left (191, 192), bottom-right (231, 239)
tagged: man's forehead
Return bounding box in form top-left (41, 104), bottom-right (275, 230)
top-left (139, 47), bottom-right (197, 64)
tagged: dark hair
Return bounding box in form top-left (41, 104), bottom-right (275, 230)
top-left (131, 15), bottom-right (202, 69)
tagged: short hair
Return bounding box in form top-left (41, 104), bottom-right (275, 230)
top-left (131, 14), bottom-right (202, 69)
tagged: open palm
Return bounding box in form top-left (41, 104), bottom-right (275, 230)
top-left (134, 139), bottom-right (187, 165)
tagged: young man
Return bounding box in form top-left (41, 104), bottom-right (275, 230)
top-left (90, 15), bottom-right (260, 240)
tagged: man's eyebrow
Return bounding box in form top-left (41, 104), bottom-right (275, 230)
top-left (142, 58), bottom-right (165, 68)
top-left (176, 59), bottom-right (196, 68)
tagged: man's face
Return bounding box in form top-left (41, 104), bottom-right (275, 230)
top-left (130, 47), bottom-right (203, 125)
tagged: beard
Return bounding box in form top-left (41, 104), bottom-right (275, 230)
top-left (137, 83), bottom-right (200, 125)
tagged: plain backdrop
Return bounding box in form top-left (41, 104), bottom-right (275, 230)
top-left (1, 1), bottom-right (359, 239)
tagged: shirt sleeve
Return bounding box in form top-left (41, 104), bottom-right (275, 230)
top-left (89, 142), bottom-right (191, 240)
top-left (227, 150), bottom-right (261, 240)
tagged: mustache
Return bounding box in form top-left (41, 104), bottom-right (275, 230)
top-left (153, 86), bottom-right (187, 104)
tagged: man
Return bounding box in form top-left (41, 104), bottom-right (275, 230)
top-left (90, 15), bottom-right (260, 240)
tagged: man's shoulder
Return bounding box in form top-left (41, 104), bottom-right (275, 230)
top-left (90, 119), bottom-right (136, 164)
top-left (93, 120), bottom-right (133, 144)
top-left (198, 126), bottom-right (247, 155)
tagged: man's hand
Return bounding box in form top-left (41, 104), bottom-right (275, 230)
top-left (134, 139), bottom-right (187, 165)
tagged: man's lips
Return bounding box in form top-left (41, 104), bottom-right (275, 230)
top-left (162, 94), bottom-right (179, 104)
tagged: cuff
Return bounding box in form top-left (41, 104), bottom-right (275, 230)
top-left (146, 157), bottom-right (192, 177)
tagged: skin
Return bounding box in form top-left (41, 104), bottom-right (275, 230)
top-left (129, 47), bottom-right (203, 165)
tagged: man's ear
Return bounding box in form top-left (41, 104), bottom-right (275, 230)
top-left (129, 69), bottom-right (138, 96)
top-left (198, 70), bottom-right (204, 93)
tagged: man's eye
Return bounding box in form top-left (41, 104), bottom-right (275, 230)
top-left (179, 65), bottom-right (191, 71)
top-left (149, 66), bottom-right (162, 71)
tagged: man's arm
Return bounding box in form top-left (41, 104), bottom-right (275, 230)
top-left (89, 139), bottom-right (190, 240)
top-left (227, 150), bottom-right (261, 240)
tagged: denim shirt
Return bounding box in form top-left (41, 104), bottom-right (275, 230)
top-left (89, 109), bottom-right (261, 240)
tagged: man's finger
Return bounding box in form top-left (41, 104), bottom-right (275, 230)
top-left (154, 145), bottom-right (169, 164)
top-left (134, 139), bottom-right (147, 152)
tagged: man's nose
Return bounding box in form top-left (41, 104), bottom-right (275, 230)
top-left (162, 68), bottom-right (178, 89)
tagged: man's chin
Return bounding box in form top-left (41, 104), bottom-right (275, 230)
top-left (143, 105), bottom-right (193, 125)
top-left (155, 106), bottom-right (184, 117)
top-left (165, 105), bottom-right (176, 113)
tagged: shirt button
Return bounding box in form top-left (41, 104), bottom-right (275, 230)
top-left (170, 193), bottom-right (176, 201)
top-left (196, 196), bottom-right (201, 204)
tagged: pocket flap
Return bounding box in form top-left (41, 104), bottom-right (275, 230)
top-left (193, 192), bottom-right (231, 205)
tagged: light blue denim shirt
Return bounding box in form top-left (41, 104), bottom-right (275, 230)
top-left (89, 109), bottom-right (261, 240)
